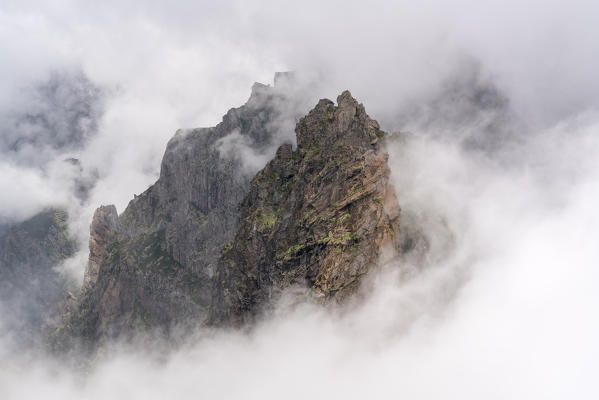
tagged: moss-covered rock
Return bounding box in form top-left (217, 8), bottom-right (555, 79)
top-left (210, 91), bottom-right (401, 326)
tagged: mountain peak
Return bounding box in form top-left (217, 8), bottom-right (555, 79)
top-left (336, 89), bottom-right (358, 108)
top-left (210, 93), bottom-right (400, 326)
top-left (55, 80), bottom-right (402, 345)
top-left (297, 91), bottom-right (384, 152)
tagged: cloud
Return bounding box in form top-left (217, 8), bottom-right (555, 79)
top-left (0, 69), bottom-right (103, 164)
top-left (3, 119), bottom-right (599, 398)
top-left (0, 161), bottom-right (71, 224)
top-left (0, 0), bottom-right (599, 398)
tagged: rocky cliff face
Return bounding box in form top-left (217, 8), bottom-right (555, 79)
top-left (81, 205), bottom-right (119, 293)
top-left (210, 91), bottom-right (401, 326)
top-left (61, 76), bottom-right (303, 346)
top-left (58, 81), bottom-right (403, 349)
top-left (0, 209), bottom-right (76, 345)
top-left (0, 70), bottom-right (103, 167)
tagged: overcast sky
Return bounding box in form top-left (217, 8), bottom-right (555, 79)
top-left (1, 1), bottom-right (599, 398)
top-left (1, 0), bottom-right (598, 220)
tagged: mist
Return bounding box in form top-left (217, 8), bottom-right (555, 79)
top-left (1, 0), bottom-right (599, 398)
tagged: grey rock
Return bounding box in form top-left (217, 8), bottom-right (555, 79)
top-left (60, 74), bottom-right (303, 347)
top-left (210, 91), bottom-right (401, 326)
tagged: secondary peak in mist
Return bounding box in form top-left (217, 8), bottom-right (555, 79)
top-left (0, 69), bottom-right (104, 167)
top-left (246, 71), bottom-right (297, 110)
top-left (52, 75), bottom-right (305, 351)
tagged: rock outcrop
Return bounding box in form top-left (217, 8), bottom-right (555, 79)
top-left (61, 75), bottom-right (303, 346)
top-left (58, 81), bottom-right (403, 349)
top-left (210, 91), bottom-right (400, 326)
top-left (81, 205), bottom-right (119, 292)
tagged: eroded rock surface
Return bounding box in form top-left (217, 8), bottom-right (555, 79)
top-left (57, 82), bottom-right (403, 350)
top-left (60, 75), bottom-right (302, 347)
top-left (210, 91), bottom-right (401, 326)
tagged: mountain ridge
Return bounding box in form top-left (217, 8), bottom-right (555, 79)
top-left (210, 90), bottom-right (401, 325)
top-left (53, 78), bottom-right (403, 352)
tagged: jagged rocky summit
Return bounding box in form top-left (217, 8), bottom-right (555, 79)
top-left (58, 77), bottom-right (401, 349)
top-left (210, 91), bottom-right (400, 325)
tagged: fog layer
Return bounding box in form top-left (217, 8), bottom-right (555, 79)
top-left (1, 1), bottom-right (598, 399)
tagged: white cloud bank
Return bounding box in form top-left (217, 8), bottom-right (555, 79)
top-left (1, 0), bottom-right (599, 398)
